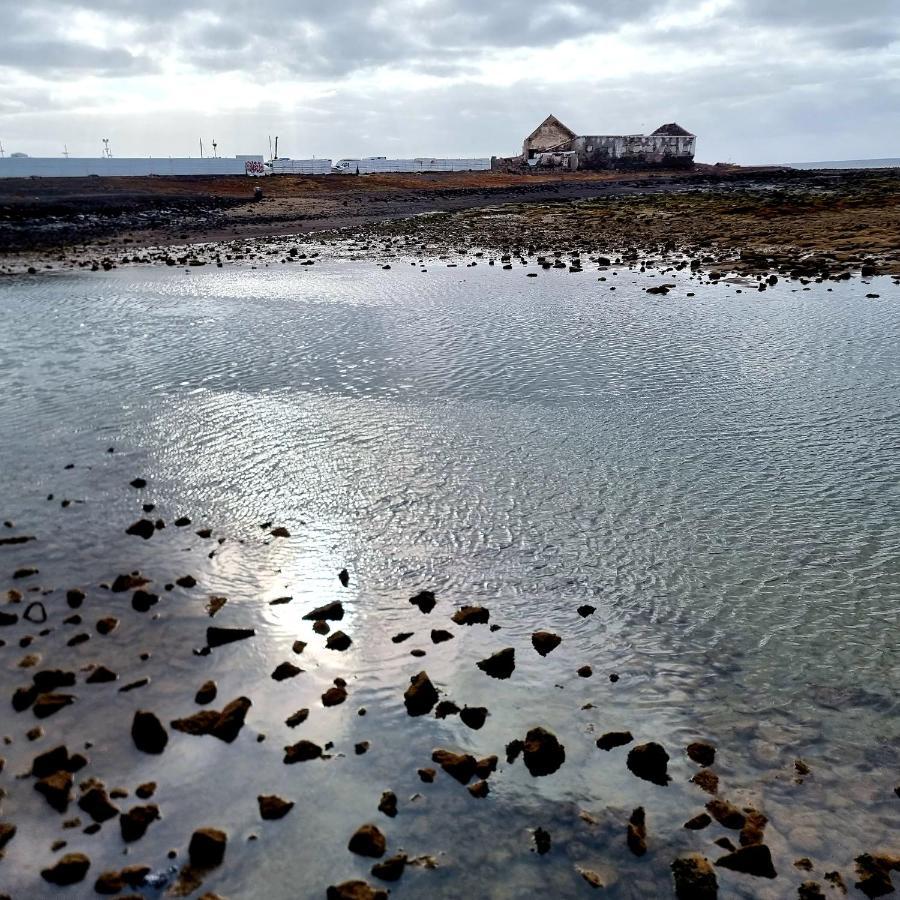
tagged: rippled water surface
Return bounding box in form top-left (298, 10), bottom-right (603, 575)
top-left (0, 261), bottom-right (898, 899)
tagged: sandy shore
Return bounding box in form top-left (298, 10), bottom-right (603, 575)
top-left (2, 166), bottom-right (899, 279)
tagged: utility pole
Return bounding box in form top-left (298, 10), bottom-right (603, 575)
top-left (63, 144), bottom-right (69, 158)
top-left (199, 138), bottom-right (204, 159)
top-left (212, 140), bottom-right (218, 158)
top-left (102, 138), bottom-right (111, 158)
top-left (0, 141), bottom-right (5, 159)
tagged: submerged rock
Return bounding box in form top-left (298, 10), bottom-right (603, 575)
top-left (403, 671), bottom-right (438, 716)
top-left (476, 647), bottom-right (515, 679)
top-left (348, 823), bottom-right (386, 858)
top-left (672, 855), bottom-right (717, 899)
top-left (627, 742), bottom-right (670, 785)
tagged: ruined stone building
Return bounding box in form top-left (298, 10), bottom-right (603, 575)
top-left (521, 115), bottom-right (696, 170)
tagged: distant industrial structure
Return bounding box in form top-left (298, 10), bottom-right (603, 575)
top-left (519, 114), bottom-right (696, 170)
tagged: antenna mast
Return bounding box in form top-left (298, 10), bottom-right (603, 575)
top-left (274, 136), bottom-right (278, 160)
top-left (199, 138), bottom-right (204, 159)
top-left (212, 140), bottom-right (218, 158)
top-left (0, 141), bottom-right (5, 159)
top-left (102, 138), bottom-right (111, 158)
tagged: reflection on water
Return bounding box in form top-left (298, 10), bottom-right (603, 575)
top-left (0, 261), bottom-right (898, 898)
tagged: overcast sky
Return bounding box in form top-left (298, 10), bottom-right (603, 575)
top-left (1, 0), bottom-right (897, 164)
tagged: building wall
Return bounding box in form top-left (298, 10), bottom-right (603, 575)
top-left (566, 134), bottom-right (695, 169)
top-left (334, 158), bottom-right (491, 174)
top-left (0, 156), bottom-right (263, 178)
top-left (523, 121), bottom-right (576, 158)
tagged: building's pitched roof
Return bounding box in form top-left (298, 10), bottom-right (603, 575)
top-left (525, 115), bottom-right (577, 143)
top-left (652, 122), bottom-right (694, 136)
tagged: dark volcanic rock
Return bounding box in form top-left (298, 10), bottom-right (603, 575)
top-left (468, 780), bottom-right (489, 798)
top-left (715, 844), bottom-right (777, 879)
top-left (597, 731), bottom-right (634, 751)
top-left (0, 610), bottom-right (19, 626)
top-left (326, 630), bottom-right (353, 651)
top-left (371, 853), bottom-right (406, 882)
top-left (41, 853), bottom-right (91, 885)
top-left (476, 647), bottom-right (515, 679)
top-left (692, 769), bottom-right (719, 795)
top-left (131, 711), bottom-right (168, 754)
top-left (627, 742), bottom-right (671, 785)
top-left (120, 804), bottom-right (160, 842)
top-left (531, 631), bottom-right (562, 656)
top-left (799, 882), bottom-right (827, 900)
top-left (430, 629), bottom-right (453, 644)
top-left (258, 794), bottom-right (294, 820)
top-left (283, 740), bottom-right (323, 763)
top-left (378, 790), bottom-right (398, 818)
top-left (684, 813), bottom-right (712, 830)
top-left (34, 693), bottom-right (75, 718)
top-left (392, 632), bottom-right (413, 643)
top-left (854, 853), bottom-right (900, 898)
top-left (195, 680), bottom-right (217, 704)
top-left (302, 601), bottom-right (344, 621)
top-left (687, 741), bottom-right (716, 767)
top-left (206, 626), bottom-right (255, 648)
top-left (32, 745), bottom-right (86, 777)
top-left (327, 880), bottom-right (388, 900)
top-left (403, 671), bottom-right (438, 716)
top-left (322, 685), bottom-right (347, 706)
top-left (533, 827), bottom-right (551, 854)
top-left (126, 519), bottom-right (155, 540)
top-left (522, 727), bottom-right (566, 777)
top-left (171, 696), bottom-right (251, 743)
top-left (131, 590), bottom-right (159, 613)
top-left (409, 590), bottom-right (437, 614)
top-left (706, 799), bottom-right (746, 830)
top-left (189, 827), bottom-right (227, 868)
top-left (459, 706), bottom-right (488, 730)
top-left (348, 823), bottom-right (386, 858)
top-left (35, 770), bottom-right (73, 812)
top-left (93, 865), bottom-right (150, 895)
top-left (432, 749), bottom-right (477, 784)
top-left (33, 669), bottom-right (76, 692)
top-left (78, 786), bottom-right (119, 823)
top-left (435, 700), bottom-right (460, 718)
top-left (338, 568), bottom-right (350, 586)
top-left (451, 605), bottom-right (489, 625)
top-left (286, 708), bottom-right (309, 727)
top-left (0, 822), bottom-right (16, 851)
top-left (577, 604), bottom-right (596, 617)
top-left (672, 854), bottom-right (718, 899)
top-left (272, 661), bottom-right (302, 681)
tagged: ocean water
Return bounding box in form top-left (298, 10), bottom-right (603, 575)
top-left (790, 158), bottom-right (900, 170)
top-left (0, 260), bottom-right (897, 898)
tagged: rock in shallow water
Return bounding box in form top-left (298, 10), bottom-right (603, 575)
top-left (476, 647), bottom-right (515, 679)
top-left (258, 795), bottom-right (294, 820)
top-left (327, 881), bottom-right (388, 900)
top-left (403, 671), bottom-right (438, 716)
top-left (715, 844), bottom-right (777, 879)
top-left (348, 823), bottom-right (386, 858)
top-left (189, 827), bottom-right (227, 868)
top-left (41, 852), bottom-right (91, 885)
top-left (672, 854), bottom-right (717, 899)
top-left (627, 742), bottom-right (670, 785)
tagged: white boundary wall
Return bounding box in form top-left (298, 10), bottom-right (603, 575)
top-left (267, 159), bottom-right (333, 175)
top-left (0, 156), bottom-right (264, 178)
top-left (335, 158), bottom-right (491, 173)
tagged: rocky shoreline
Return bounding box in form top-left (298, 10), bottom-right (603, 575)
top-left (1, 167), bottom-right (899, 283)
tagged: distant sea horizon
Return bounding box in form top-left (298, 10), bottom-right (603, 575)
top-left (787, 157), bottom-right (900, 170)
